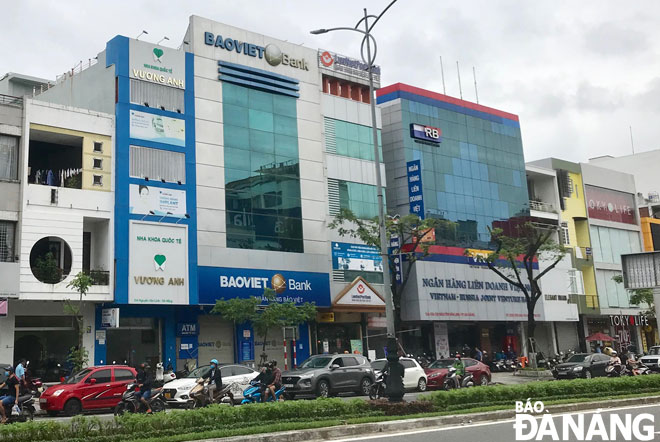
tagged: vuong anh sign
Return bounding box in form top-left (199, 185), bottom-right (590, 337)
top-left (410, 124), bottom-right (442, 144)
top-left (407, 160), bottom-right (424, 218)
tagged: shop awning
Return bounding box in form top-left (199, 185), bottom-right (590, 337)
top-left (586, 332), bottom-right (616, 342)
top-left (331, 276), bottom-right (386, 312)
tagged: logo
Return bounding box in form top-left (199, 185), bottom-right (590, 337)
top-left (264, 44), bottom-right (283, 66)
top-left (357, 284), bottom-right (365, 294)
top-left (410, 123), bottom-right (442, 143)
top-left (152, 48), bottom-right (164, 63)
top-left (271, 273), bottom-right (287, 294)
top-left (154, 254), bottom-right (166, 271)
top-left (320, 51), bottom-right (334, 67)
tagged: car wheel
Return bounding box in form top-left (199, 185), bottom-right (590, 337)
top-left (584, 370), bottom-right (592, 379)
top-left (359, 377), bottom-right (372, 396)
top-left (417, 378), bottom-right (427, 392)
top-left (63, 398), bottom-right (82, 416)
top-left (479, 375), bottom-right (490, 386)
top-left (317, 379), bottom-right (330, 398)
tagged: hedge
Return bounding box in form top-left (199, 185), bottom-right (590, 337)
top-left (422, 375), bottom-right (660, 412)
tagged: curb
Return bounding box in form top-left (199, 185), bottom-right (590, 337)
top-left (197, 395), bottom-right (660, 442)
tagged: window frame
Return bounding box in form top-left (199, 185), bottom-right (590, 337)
top-left (92, 174), bottom-right (103, 186)
top-left (93, 142), bottom-right (103, 153)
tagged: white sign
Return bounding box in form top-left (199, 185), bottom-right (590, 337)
top-left (0, 264), bottom-right (19, 298)
top-left (130, 110), bottom-right (185, 147)
top-left (129, 221), bottom-right (189, 305)
top-left (129, 40), bottom-right (185, 89)
top-left (101, 308), bottom-right (120, 328)
top-left (335, 280), bottom-right (385, 307)
top-left (129, 184), bottom-right (187, 218)
top-left (434, 322), bottom-right (450, 360)
top-left (95, 330), bottom-right (106, 345)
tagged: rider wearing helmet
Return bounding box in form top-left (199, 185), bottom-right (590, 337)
top-left (136, 362), bottom-right (153, 413)
top-left (0, 365), bottom-right (19, 423)
top-left (452, 353), bottom-right (465, 383)
top-left (208, 359), bottom-right (223, 401)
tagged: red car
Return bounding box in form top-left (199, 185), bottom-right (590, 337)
top-left (39, 365), bottom-right (136, 416)
top-left (424, 358), bottom-right (491, 389)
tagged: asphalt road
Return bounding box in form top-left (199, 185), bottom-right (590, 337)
top-left (323, 404), bottom-right (660, 442)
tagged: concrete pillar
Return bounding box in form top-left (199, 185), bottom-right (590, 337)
top-left (654, 288), bottom-right (660, 329)
top-left (550, 322), bottom-right (559, 354)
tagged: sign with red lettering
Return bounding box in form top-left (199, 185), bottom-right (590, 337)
top-left (584, 185), bottom-right (636, 225)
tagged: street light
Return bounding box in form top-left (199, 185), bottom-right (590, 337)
top-left (311, 0), bottom-right (403, 401)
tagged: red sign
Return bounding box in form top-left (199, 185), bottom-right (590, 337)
top-left (584, 185), bottom-right (636, 225)
top-left (319, 51), bottom-right (334, 67)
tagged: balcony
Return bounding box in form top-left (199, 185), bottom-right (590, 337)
top-left (88, 270), bottom-right (109, 286)
top-left (529, 200), bottom-right (555, 213)
top-left (570, 293), bottom-right (600, 315)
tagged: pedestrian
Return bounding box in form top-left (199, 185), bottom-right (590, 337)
top-left (15, 359), bottom-right (26, 383)
top-left (474, 347), bottom-right (483, 362)
top-left (595, 344), bottom-right (602, 353)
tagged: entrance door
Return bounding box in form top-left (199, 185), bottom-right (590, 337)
top-left (106, 318), bottom-right (160, 367)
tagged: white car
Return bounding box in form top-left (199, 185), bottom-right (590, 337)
top-left (162, 364), bottom-right (259, 406)
top-left (370, 358), bottom-right (428, 391)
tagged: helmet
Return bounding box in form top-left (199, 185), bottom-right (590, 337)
top-left (210, 359), bottom-right (219, 366)
top-left (611, 351), bottom-right (618, 356)
top-left (3, 365), bottom-right (14, 374)
top-left (455, 353), bottom-right (462, 359)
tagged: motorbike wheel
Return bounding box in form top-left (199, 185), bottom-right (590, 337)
top-left (151, 399), bottom-right (166, 413)
top-left (114, 403), bottom-right (126, 416)
top-left (369, 384), bottom-right (380, 400)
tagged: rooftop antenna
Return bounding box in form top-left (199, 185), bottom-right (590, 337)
top-left (157, 36), bottom-right (170, 45)
top-left (456, 61), bottom-right (463, 100)
top-left (439, 56), bottom-right (446, 95)
top-left (472, 66), bottom-right (479, 104)
top-left (136, 30), bottom-right (148, 40)
top-left (629, 125), bottom-right (635, 155)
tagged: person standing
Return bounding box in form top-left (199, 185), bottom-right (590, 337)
top-left (474, 348), bottom-right (483, 362)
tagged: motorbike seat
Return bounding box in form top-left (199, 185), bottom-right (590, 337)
top-left (17, 394), bottom-right (32, 404)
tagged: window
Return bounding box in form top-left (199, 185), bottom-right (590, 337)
top-left (93, 158), bottom-right (103, 169)
top-left (114, 369), bottom-right (135, 381)
top-left (328, 178), bottom-right (384, 219)
top-left (93, 142), bottom-right (103, 153)
top-left (560, 222), bottom-right (570, 245)
top-left (89, 369), bottom-right (111, 383)
top-left (220, 367), bottom-right (232, 377)
top-left (0, 135), bottom-right (18, 180)
top-left (342, 357), bottom-right (359, 367)
top-left (400, 359), bottom-right (415, 369)
top-left (129, 145), bottom-right (185, 183)
top-left (463, 359), bottom-right (477, 367)
top-left (93, 175), bottom-right (103, 186)
top-left (331, 358), bottom-right (344, 367)
top-left (130, 79), bottom-right (185, 112)
top-left (324, 118), bottom-right (382, 161)
top-left (0, 221), bottom-right (15, 262)
top-left (233, 366), bottom-right (254, 375)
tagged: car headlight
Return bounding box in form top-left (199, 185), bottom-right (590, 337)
top-left (52, 389), bottom-right (65, 397)
top-left (300, 379), bottom-right (311, 387)
top-left (428, 372), bottom-right (442, 379)
top-left (573, 366), bottom-right (583, 372)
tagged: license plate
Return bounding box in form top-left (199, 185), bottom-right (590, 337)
top-left (283, 384), bottom-right (294, 388)
top-left (164, 392), bottom-right (172, 399)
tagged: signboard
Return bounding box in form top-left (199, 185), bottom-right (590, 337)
top-left (0, 298), bottom-right (7, 317)
top-left (95, 330), bottom-right (106, 345)
top-left (317, 312), bottom-right (335, 322)
top-left (129, 40), bottom-right (186, 89)
top-left (317, 49), bottom-right (381, 83)
top-left (129, 110), bottom-right (185, 147)
top-left (410, 123), bottom-right (442, 143)
top-left (584, 185), bottom-right (636, 225)
top-left (101, 308), bottom-right (119, 328)
top-left (434, 322), bottom-right (450, 359)
top-left (0, 264), bottom-right (19, 298)
top-left (389, 236), bottom-right (403, 285)
top-left (128, 221), bottom-right (189, 305)
top-left (368, 316), bottom-right (387, 328)
top-left (179, 336), bottom-right (197, 359)
top-left (129, 184), bottom-right (187, 218)
top-left (407, 160), bottom-right (424, 218)
top-left (177, 323), bottom-right (199, 336)
top-left (198, 266), bottom-right (331, 307)
top-left (335, 279), bottom-right (385, 308)
top-left (241, 340), bottom-right (254, 361)
top-left (350, 339), bottom-right (363, 355)
top-left (331, 242), bottom-right (382, 272)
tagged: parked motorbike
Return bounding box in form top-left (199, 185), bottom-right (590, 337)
top-left (504, 359), bottom-right (516, 372)
top-left (114, 383), bottom-right (167, 415)
top-left (23, 362), bottom-right (43, 397)
top-left (241, 380), bottom-right (286, 404)
top-left (1, 392), bottom-right (36, 423)
top-left (188, 378), bottom-right (235, 408)
top-left (369, 372), bottom-right (386, 400)
top-left (489, 360), bottom-right (505, 372)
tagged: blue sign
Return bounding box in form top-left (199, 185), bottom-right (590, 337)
top-left (179, 336), bottom-right (197, 359)
top-left (241, 340), bottom-right (254, 361)
top-left (410, 124), bottom-right (442, 143)
top-left (407, 160), bottom-right (425, 218)
top-left (176, 323), bottom-right (198, 337)
top-left (388, 236), bottom-right (403, 285)
top-left (198, 266), bottom-right (332, 307)
top-left (204, 32), bottom-right (265, 58)
top-left (331, 242), bottom-right (382, 272)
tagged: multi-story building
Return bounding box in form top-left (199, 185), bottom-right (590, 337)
top-left (376, 83), bottom-right (578, 359)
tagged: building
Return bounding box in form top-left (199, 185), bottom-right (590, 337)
top-left (376, 83), bottom-right (579, 359)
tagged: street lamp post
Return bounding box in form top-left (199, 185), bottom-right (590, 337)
top-left (311, 0), bottom-right (404, 401)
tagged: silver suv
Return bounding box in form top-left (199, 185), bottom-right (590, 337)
top-left (640, 346), bottom-right (660, 371)
top-left (281, 354), bottom-right (374, 399)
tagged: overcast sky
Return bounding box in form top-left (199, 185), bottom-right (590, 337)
top-left (2, 0), bottom-right (658, 162)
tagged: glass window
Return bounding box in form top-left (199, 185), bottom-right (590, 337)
top-left (114, 369), bottom-right (135, 381)
top-left (248, 109), bottom-right (274, 132)
top-left (0, 221), bottom-right (16, 262)
top-left (224, 104), bottom-right (249, 128)
top-left (233, 366), bottom-right (254, 375)
top-left (89, 369), bottom-right (111, 383)
top-left (0, 135), bottom-right (18, 180)
top-left (342, 357), bottom-right (359, 367)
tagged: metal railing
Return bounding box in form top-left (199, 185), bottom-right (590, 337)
top-left (0, 94), bottom-right (22, 107)
top-left (88, 270), bottom-right (110, 286)
top-left (529, 200), bottom-right (555, 213)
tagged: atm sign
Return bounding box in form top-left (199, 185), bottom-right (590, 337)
top-left (410, 124), bottom-right (442, 143)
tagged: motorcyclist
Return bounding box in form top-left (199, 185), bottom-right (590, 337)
top-left (0, 366), bottom-right (20, 424)
top-left (452, 353), bottom-right (465, 386)
top-left (136, 363), bottom-right (153, 413)
top-left (207, 359), bottom-right (223, 402)
top-left (264, 360), bottom-right (282, 402)
top-left (254, 364), bottom-right (274, 402)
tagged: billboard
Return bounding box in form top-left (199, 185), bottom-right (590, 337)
top-left (129, 40), bottom-right (185, 89)
top-left (128, 221), bottom-right (189, 305)
top-left (129, 110), bottom-right (185, 147)
top-left (318, 49), bottom-right (381, 83)
top-left (129, 184), bottom-right (186, 218)
top-left (331, 242), bottom-right (382, 272)
top-left (407, 160), bottom-right (424, 218)
top-left (584, 185), bottom-right (636, 225)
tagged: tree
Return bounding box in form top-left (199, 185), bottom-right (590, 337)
top-left (65, 272), bottom-right (93, 372)
top-left (329, 209), bottom-right (448, 328)
top-left (35, 252), bottom-right (62, 284)
top-left (472, 223), bottom-right (566, 341)
top-left (612, 274), bottom-right (655, 317)
top-left (212, 288), bottom-right (317, 366)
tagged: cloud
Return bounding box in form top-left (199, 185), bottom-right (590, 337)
top-left (584, 22), bottom-right (649, 56)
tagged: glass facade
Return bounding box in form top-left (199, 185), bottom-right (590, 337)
top-left (223, 83), bottom-right (303, 253)
top-left (589, 225), bottom-right (641, 264)
top-left (596, 269), bottom-right (633, 308)
top-left (398, 98), bottom-right (529, 249)
top-left (325, 117), bottom-right (382, 161)
top-left (337, 180), bottom-right (383, 220)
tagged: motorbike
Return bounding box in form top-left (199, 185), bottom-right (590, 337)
top-left (443, 367), bottom-right (460, 390)
top-left (504, 359), bottom-right (516, 372)
top-left (175, 362), bottom-right (190, 379)
top-left (188, 378), bottom-right (236, 408)
top-left (369, 372), bottom-right (386, 400)
top-left (606, 361), bottom-right (627, 377)
top-left (627, 360), bottom-right (651, 376)
top-left (154, 362), bottom-right (177, 387)
top-left (241, 380), bottom-right (286, 404)
top-left (23, 363), bottom-right (43, 397)
top-left (460, 371), bottom-right (475, 388)
top-left (1, 392), bottom-right (36, 423)
top-left (114, 382), bottom-right (167, 415)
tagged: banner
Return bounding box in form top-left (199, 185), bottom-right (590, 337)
top-left (434, 322), bottom-right (449, 359)
top-left (407, 160), bottom-right (424, 218)
top-left (130, 110), bottom-right (185, 147)
top-left (129, 184), bottom-right (186, 218)
top-left (331, 242), bottom-right (382, 272)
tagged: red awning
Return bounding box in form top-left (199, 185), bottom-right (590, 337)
top-left (586, 332), bottom-right (616, 342)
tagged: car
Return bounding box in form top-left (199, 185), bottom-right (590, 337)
top-left (39, 365), bottom-right (136, 416)
top-left (640, 346), bottom-right (660, 372)
top-left (281, 354), bottom-right (374, 399)
top-left (161, 364), bottom-right (259, 406)
top-left (370, 358), bottom-right (428, 391)
top-left (552, 353), bottom-right (610, 379)
top-left (424, 358), bottom-right (491, 389)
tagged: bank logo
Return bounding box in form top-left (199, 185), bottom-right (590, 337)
top-left (264, 44), bottom-right (283, 67)
top-left (357, 283), bottom-right (366, 294)
top-left (320, 51), bottom-right (334, 67)
top-left (154, 254), bottom-right (167, 271)
top-left (271, 273), bottom-right (287, 294)
top-left (153, 48), bottom-right (164, 63)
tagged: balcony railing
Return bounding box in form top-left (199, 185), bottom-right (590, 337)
top-left (529, 200), bottom-right (555, 213)
top-left (88, 270), bottom-right (110, 286)
top-left (0, 94), bottom-right (22, 107)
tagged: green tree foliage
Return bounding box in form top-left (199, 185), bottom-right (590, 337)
top-left (472, 223), bottom-right (566, 340)
top-left (34, 252), bottom-right (62, 284)
top-left (212, 288), bottom-right (317, 365)
top-left (612, 274), bottom-right (655, 317)
top-left (65, 272), bottom-right (93, 372)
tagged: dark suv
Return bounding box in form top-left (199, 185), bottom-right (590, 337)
top-left (281, 354), bottom-right (374, 399)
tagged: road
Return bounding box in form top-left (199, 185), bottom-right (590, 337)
top-left (322, 404), bottom-right (660, 442)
